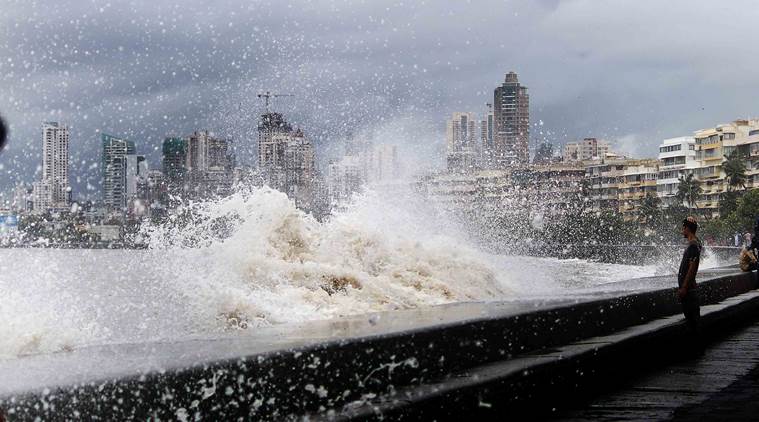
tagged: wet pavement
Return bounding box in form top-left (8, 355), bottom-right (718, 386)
top-left (554, 318), bottom-right (759, 421)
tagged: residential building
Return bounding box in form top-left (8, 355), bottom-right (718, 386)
top-left (446, 112), bottom-right (478, 172)
top-left (258, 112), bottom-right (293, 169)
top-left (102, 133), bottom-right (136, 211)
top-left (12, 184), bottom-right (32, 214)
top-left (162, 137), bottom-right (187, 194)
top-left (33, 122), bottom-right (71, 212)
top-left (257, 111), bottom-right (316, 210)
top-left (480, 104), bottom-right (494, 165)
top-left (585, 154), bottom-right (628, 213)
top-left (186, 131), bottom-right (235, 198)
top-left (563, 138), bottom-right (611, 162)
top-left (492, 71), bottom-right (529, 167)
top-left (618, 159), bottom-right (659, 220)
top-left (692, 119), bottom-right (759, 216)
top-left (656, 136), bottom-right (696, 207)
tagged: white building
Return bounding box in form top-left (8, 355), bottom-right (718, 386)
top-left (656, 136), bottom-right (696, 207)
top-left (367, 143), bottom-right (400, 183)
top-left (446, 112), bottom-right (478, 171)
top-left (33, 122), bottom-right (71, 212)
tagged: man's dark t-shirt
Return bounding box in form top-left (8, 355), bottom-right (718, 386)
top-left (678, 239), bottom-right (702, 288)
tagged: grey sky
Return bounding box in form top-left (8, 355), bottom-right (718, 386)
top-left (1, 0), bottom-right (758, 199)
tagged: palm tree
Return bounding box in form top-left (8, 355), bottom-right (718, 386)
top-left (676, 173), bottom-right (702, 211)
top-left (638, 193), bottom-right (662, 226)
top-left (723, 150), bottom-right (747, 191)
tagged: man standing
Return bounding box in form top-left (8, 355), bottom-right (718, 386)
top-left (678, 217), bottom-right (702, 341)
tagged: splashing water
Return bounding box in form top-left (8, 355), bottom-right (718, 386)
top-left (0, 186), bottom-right (728, 359)
top-left (140, 186), bottom-right (510, 328)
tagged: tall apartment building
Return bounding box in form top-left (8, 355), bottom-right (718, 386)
top-left (186, 131), bottom-right (235, 197)
top-left (656, 136), bottom-right (696, 207)
top-left (563, 138), bottom-right (611, 162)
top-left (257, 112), bottom-right (316, 210)
top-left (102, 133), bottom-right (136, 211)
top-left (32, 122), bottom-right (71, 212)
top-left (446, 112), bottom-right (478, 171)
top-left (480, 105), bottom-right (494, 164)
top-left (162, 137), bottom-right (187, 193)
top-left (258, 112), bottom-right (293, 169)
top-left (492, 72), bottom-right (529, 167)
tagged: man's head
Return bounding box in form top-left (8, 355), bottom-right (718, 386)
top-left (682, 216), bottom-right (698, 238)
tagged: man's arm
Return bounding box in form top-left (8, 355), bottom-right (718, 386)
top-left (679, 260), bottom-right (698, 297)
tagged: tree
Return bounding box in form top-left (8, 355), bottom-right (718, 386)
top-left (724, 150), bottom-right (748, 191)
top-left (533, 142), bottom-right (554, 164)
top-left (733, 189), bottom-right (759, 233)
top-left (719, 189), bottom-right (741, 217)
top-left (638, 193), bottom-right (662, 227)
top-left (676, 173), bottom-right (701, 211)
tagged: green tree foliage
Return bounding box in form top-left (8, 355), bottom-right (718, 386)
top-left (533, 142), bottom-right (554, 164)
top-left (732, 189), bottom-right (759, 232)
top-left (724, 151), bottom-right (748, 191)
top-left (676, 173), bottom-right (701, 210)
top-left (719, 189), bottom-right (742, 217)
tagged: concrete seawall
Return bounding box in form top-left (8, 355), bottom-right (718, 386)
top-left (0, 268), bottom-right (756, 420)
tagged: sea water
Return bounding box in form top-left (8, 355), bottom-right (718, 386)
top-left (0, 187), bottom-right (720, 359)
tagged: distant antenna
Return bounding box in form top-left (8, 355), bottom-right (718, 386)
top-left (257, 91), bottom-right (294, 113)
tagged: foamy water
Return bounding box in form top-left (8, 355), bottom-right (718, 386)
top-left (0, 187), bottom-right (724, 359)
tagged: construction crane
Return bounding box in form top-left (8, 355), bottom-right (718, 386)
top-left (257, 91), bottom-right (294, 113)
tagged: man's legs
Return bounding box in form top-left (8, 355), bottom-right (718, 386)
top-left (682, 292), bottom-right (702, 355)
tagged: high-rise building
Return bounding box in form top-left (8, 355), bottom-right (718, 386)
top-left (492, 72), bottom-right (530, 167)
top-left (102, 133), bottom-right (136, 211)
top-left (32, 122), bottom-right (71, 212)
top-left (258, 112), bottom-right (293, 169)
top-left (480, 105), bottom-right (494, 164)
top-left (186, 131), bottom-right (235, 197)
top-left (162, 137), bottom-right (187, 191)
top-left (257, 112), bottom-right (316, 210)
top-left (446, 112), bottom-right (476, 153)
top-left (446, 112), bottom-right (478, 172)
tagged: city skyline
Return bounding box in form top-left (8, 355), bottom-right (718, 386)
top-left (2, 1), bottom-right (759, 197)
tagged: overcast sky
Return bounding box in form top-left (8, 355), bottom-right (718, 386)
top-left (1, 0), bottom-right (758, 199)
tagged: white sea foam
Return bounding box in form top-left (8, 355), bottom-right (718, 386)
top-left (140, 186), bottom-right (510, 327)
top-left (0, 185), bottom-right (729, 359)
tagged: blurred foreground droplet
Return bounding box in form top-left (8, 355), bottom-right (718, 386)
top-left (0, 115), bottom-right (6, 153)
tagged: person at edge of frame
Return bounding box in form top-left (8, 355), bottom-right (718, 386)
top-left (678, 216), bottom-right (702, 354)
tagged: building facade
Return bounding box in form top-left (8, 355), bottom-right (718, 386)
top-left (257, 112), bottom-right (316, 210)
top-left (492, 72), bottom-right (529, 167)
top-left (656, 136), bottom-right (696, 207)
top-left (102, 133), bottom-right (136, 211)
top-left (33, 122), bottom-right (71, 212)
top-left (446, 112), bottom-right (478, 171)
top-left (563, 138), bottom-right (610, 162)
top-left (480, 105), bottom-right (494, 165)
top-left (691, 119), bottom-right (759, 215)
top-left (186, 131), bottom-right (235, 198)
